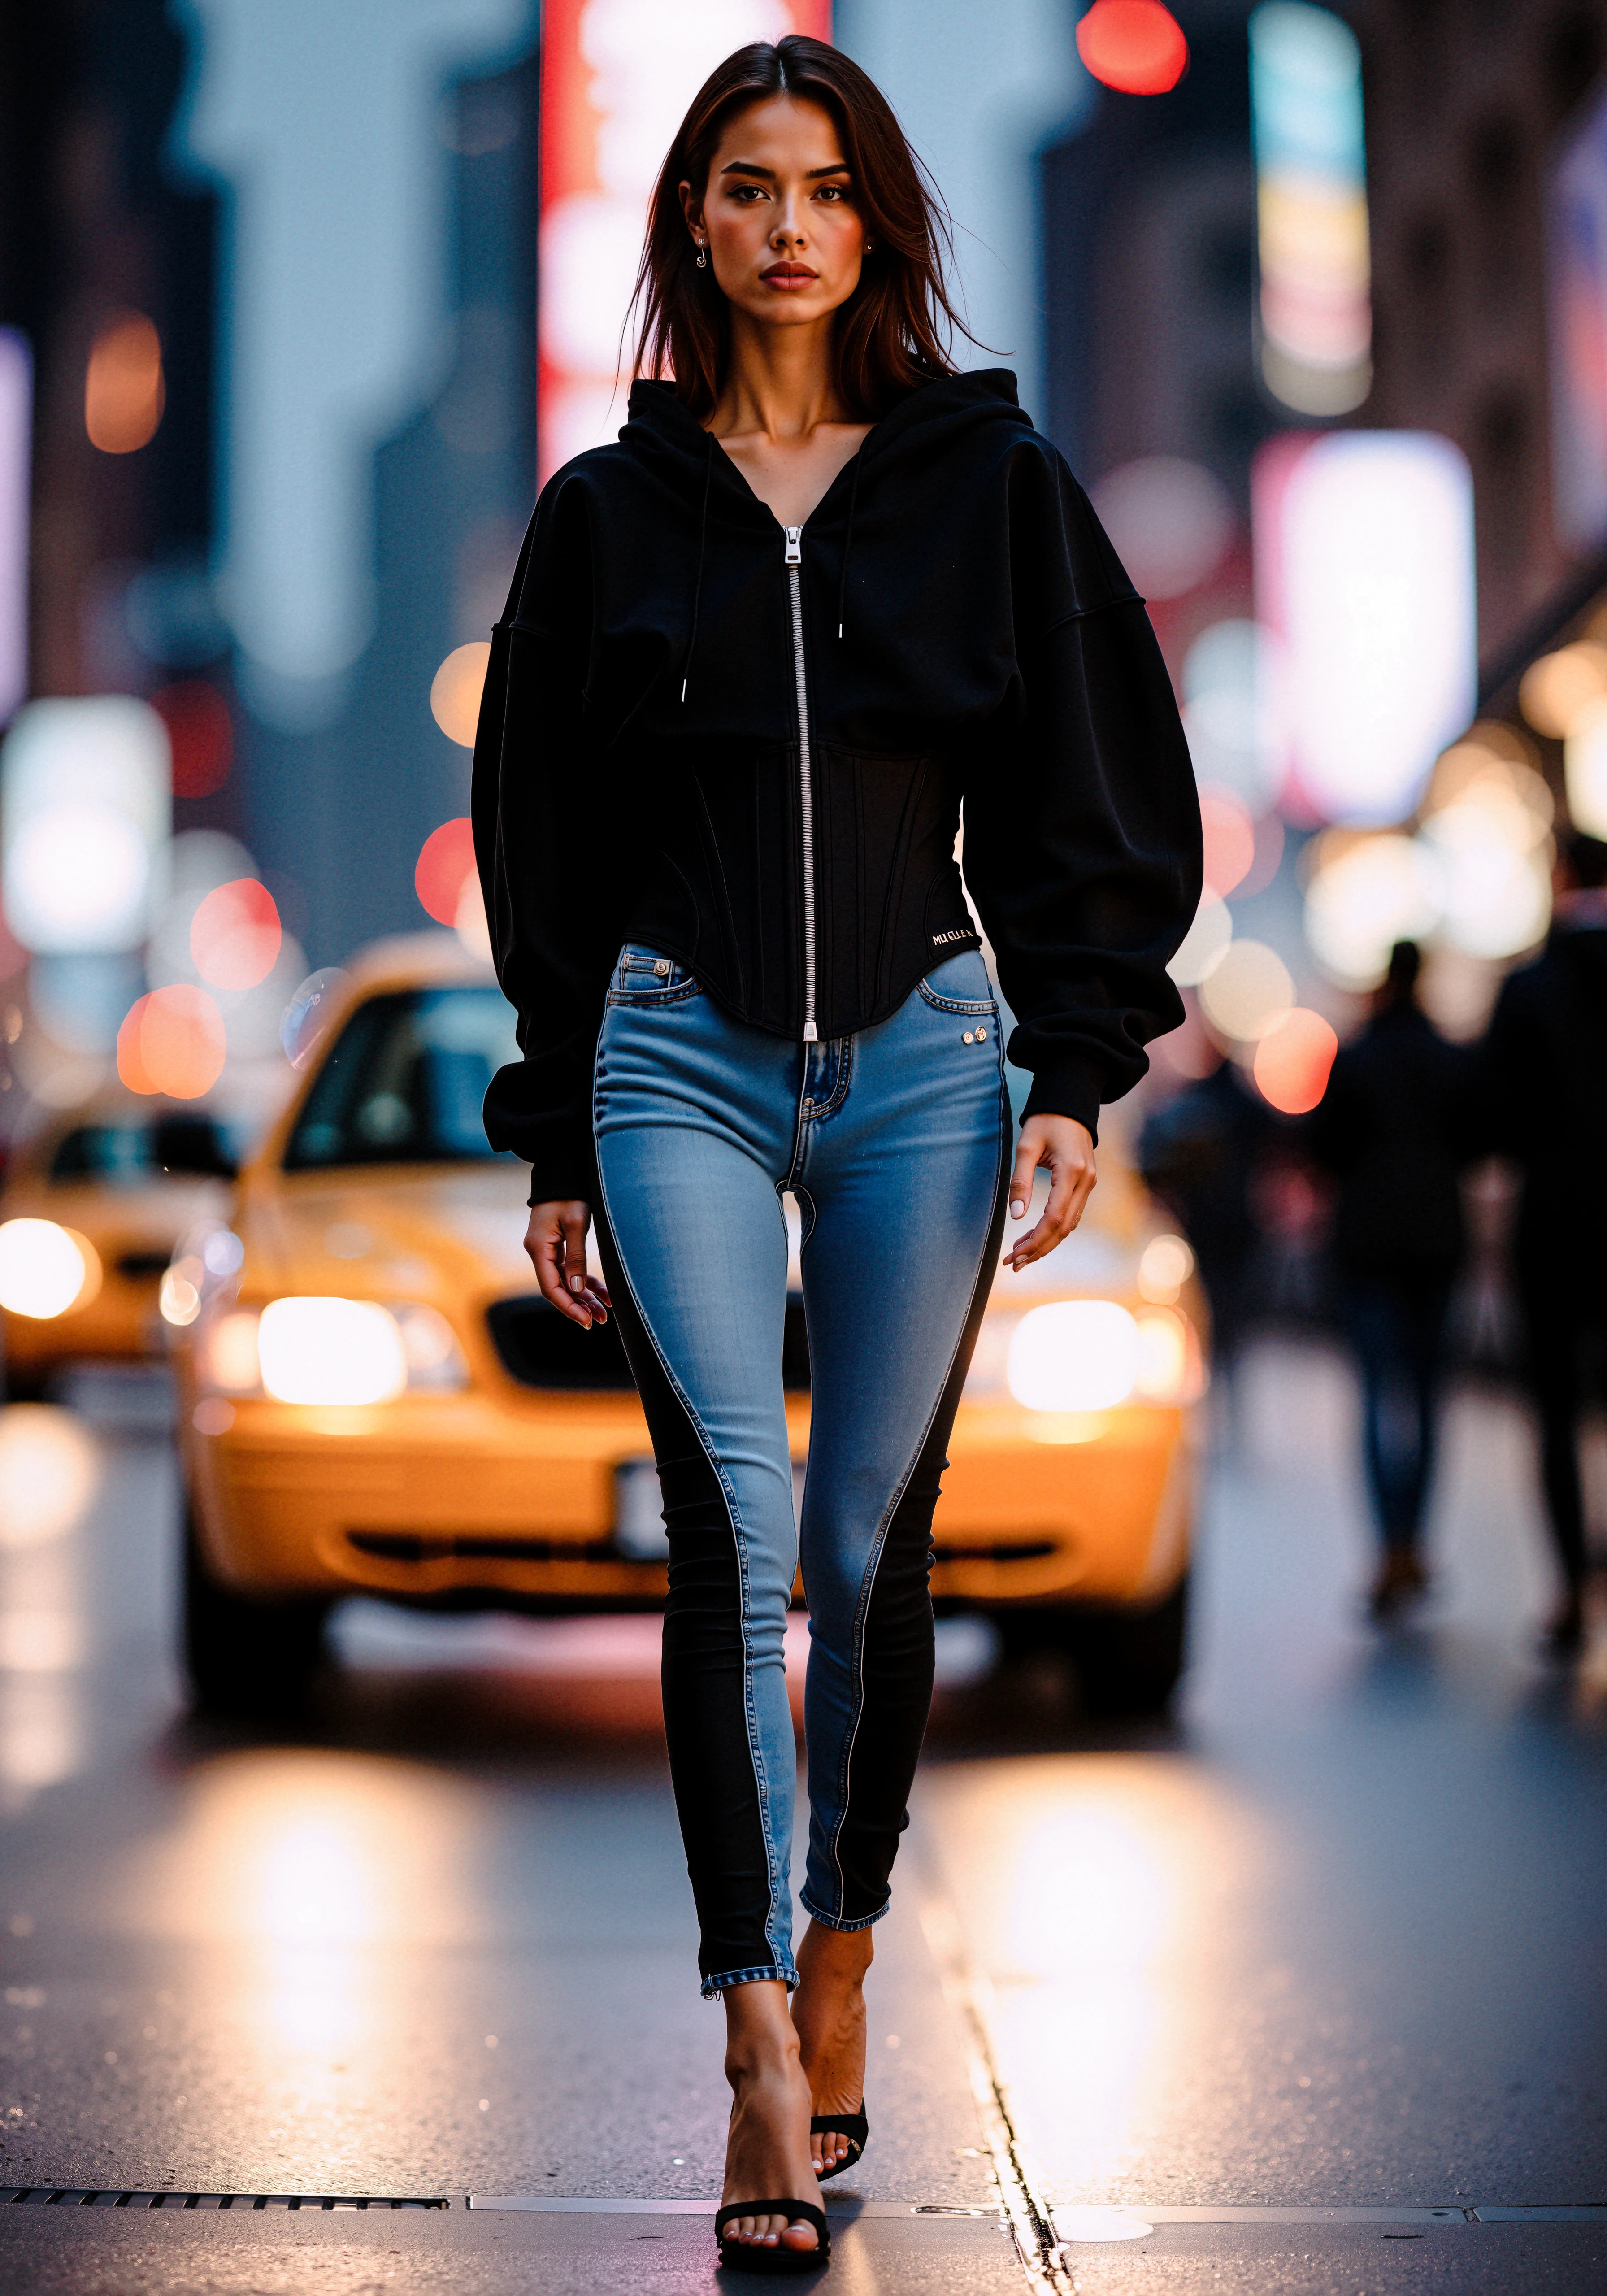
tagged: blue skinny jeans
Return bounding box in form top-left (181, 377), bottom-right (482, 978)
top-left (591, 945), bottom-right (1010, 1994)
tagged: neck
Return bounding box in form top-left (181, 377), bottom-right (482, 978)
top-left (710, 309), bottom-right (849, 440)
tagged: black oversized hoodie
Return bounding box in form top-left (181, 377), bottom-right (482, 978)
top-left (473, 369), bottom-right (1201, 1203)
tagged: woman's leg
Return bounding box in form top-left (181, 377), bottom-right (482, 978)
top-left (787, 954), bottom-right (1009, 2164)
top-left (592, 965), bottom-right (819, 2248)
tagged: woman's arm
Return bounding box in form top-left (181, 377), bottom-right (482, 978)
top-left (473, 482), bottom-right (619, 1209)
top-left (964, 447), bottom-right (1203, 1175)
top-left (523, 1200), bottom-right (612, 1329)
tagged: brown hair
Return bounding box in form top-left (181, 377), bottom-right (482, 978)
top-left (629, 36), bottom-right (970, 420)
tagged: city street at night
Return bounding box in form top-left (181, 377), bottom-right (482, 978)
top-left (1, 1340), bottom-right (1603, 2292)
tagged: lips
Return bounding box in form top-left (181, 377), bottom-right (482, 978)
top-left (761, 264), bottom-right (817, 284)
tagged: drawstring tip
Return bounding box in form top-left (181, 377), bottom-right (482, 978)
top-left (680, 678), bottom-right (688, 704)
top-left (837, 622), bottom-right (843, 639)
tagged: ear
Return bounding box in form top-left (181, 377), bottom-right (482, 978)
top-left (678, 179), bottom-right (703, 236)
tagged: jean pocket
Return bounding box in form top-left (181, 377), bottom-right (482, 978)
top-left (608, 944), bottom-right (701, 1003)
top-left (917, 949), bottom-right (996, 1014)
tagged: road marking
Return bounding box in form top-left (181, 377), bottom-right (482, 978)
top-left (917, 1887), bottom-right (1077, 2296)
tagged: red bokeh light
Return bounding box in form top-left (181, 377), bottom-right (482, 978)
top-left (117, 986), bottom-right (227, 1100)
top-left (416, 818), bottom-right (477, 926)
top-left (191, 878), bottom-right (282, 991)
top-left (1253, 1007), bottom-right (1338, 1115)
top-left (1076, 0), bottom-right (1189, 95)
top-left (152, 681), bottom-right (233, 800)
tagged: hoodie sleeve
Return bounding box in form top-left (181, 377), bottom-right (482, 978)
top-left (473, 476), bottom-right (620, 1205)
top-left (961, 446), bottom-right (1202, 1139)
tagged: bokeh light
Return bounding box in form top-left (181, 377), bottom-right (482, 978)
top-left (152, 681), bottom-right (234, 799)
top-left (0, 1219), bottom-right (97, 1320)
top-left (1090, 458), bottom-right (1231, 598)
top-left (416, 817), bottom-right (477, 926)
top-left (191, 878), bottom-right (282, 991)
top-left (1564, 699), bottom-right (1607, 838)
top-left (1249, 4), bottom-right (1370, 413)
top-left (4, 805), bottom-right (150, 952)
top-left (1166, 894), bottom-right (1232, 987)
top-left (1197, 937), bottom-right (1294, 1040)
top-left (1008, 1300), bottom-right (1141, 1413)
top-left (1255, 430), bottom-right (1476, 826)
top-left (280, 968), bottom-right (348, 1069)
top-left (1252, 1006), bottom-right (1338, 1112)
top-left (0, 695), bottom-right (171, 955)
top-left (1199, 786), bottom-right (1256, 899)
top-left (429, 640), bottom-right (491, 746)
top-left (1138, 1233), bottom-right (1194, 1305)
top-left (84, 310), bottom-right (165, 453)
top-left (1303, 832), bottom-right (1441, 985)
top-left (1075, 1), bottom-right (1189, 96)
top-left (454, 872), bottom-right (493, 964)
top-left (1519, 641), bottom-right (1607, 740)
top-left (117, 985), bottom-right (227, 1099)
top-left (1181, 622), bottom-right (1282, 812)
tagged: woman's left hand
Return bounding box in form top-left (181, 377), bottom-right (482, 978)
top-left (1004, 1114), bottom-right (1096, 1271)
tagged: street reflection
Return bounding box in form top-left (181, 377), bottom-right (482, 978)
top-left (923, 1757), bottom-right (1263, 2196)
top-left (0, 1405), bottom-right (96, 1800)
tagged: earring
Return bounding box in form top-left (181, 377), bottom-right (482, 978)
top-left (694, 244), bottom-right (707, 269)
top-left (865, 238), bottom-right (875, 252)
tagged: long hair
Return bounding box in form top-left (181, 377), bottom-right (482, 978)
top-left (630, 36), bottom-right (970, 420)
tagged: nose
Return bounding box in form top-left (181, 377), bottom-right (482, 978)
top-left (771, 192), bottom-right (807, 248)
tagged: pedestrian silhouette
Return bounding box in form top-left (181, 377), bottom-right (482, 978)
top-left (1139, 1044), bottom-right (1275, 1431)
top-left (1304, 942), bottom-right (1477, 1618)
top-left (1481, 830), bottom-right (1607, 1656)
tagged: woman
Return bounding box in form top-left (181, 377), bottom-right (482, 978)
top-left (474, 35), bottom-right (1199, 2272)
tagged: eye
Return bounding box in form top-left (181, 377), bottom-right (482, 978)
top-left (815, 183), bottom-right (851, 202)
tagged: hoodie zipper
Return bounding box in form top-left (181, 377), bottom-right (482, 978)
top-left (783, 524), bottom-right (818, 1042)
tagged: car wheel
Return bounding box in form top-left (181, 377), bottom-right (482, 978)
top-left (181, 1503), bottom-right (330, 1718)
top-left (999, 1577), bottom-right (1189, 1717)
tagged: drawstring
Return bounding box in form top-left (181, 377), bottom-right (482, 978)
top-left (836, 452), bottom-right (862, 640)
top-left (680, 433), bottom-right (715, 705)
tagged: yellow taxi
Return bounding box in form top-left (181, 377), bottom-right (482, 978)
top-left (0, 1094), bottom-right (243, 1400)
top-left (168, 934), bottom-right (1205, 1715)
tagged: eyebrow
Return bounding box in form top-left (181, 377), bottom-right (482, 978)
top-left (718, 160), bottom-right (851, 179)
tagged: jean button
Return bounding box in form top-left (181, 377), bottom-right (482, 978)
top-left (654, 959), bottom-right (671, 976)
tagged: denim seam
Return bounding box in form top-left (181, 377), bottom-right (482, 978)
top-left (810, 1033), bottom-right (853, 1119)
top-left (917, 982), bottom-right (997, 1015)
top-left (700, 1962), bottom-right (797, 1999)
top-left (797, 1894), bottom-right (888, 1934)
top-left (822, 1058), bottom-right (1010, 1924)
top-left (605, 983), bottom-right (704, 1008)
top-left (593, 1021), bottom-right (794, 1989)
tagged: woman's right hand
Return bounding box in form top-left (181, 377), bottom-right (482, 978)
top-left (525, 1200), bottom-right (612, 1330)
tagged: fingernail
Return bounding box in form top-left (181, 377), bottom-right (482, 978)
top-left (569, 1275), bottom-right (583, 1294)
top-left (1010, 1199), bottom-right (1025, 1218)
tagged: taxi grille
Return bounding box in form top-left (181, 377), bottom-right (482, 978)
top-left (487, 1292), bottom-right (812, 1391)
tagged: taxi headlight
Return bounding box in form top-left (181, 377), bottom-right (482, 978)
top-left (257, 1297), bottom-right (407, 1406)
top-left (1008, 1300), bottom-right (1138, 1413)
top-left (0, 1219), bottom-right (100, 1320)
top-left (201, 1298), bottom-right (469, 1405)
top-left (1133, 1306), bottom-right (1203, 1403)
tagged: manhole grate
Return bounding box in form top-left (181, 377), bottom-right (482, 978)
top-left (2, 2188), bottom-right (449, 2210)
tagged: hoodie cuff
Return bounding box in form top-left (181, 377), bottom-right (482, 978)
top-left (524, 1145), bottom-right (598, 1208)
top-left (1020, 1057), bottom-right (1105, 1145)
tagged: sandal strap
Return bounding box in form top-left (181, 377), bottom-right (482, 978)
top-left (809, 2108), bottom-right (867, 2145)
top-left (716, 2198), bottom-right (829, 2245)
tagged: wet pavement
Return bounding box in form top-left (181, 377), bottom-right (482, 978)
top-left (0, 1340), bottom-right (1603, 2291)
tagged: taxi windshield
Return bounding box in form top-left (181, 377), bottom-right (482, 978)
top-left (283, 986), bottom-right (517, 1171)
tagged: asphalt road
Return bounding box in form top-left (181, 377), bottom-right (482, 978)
top-left (0, 1339), bottom-right (1603, 2292)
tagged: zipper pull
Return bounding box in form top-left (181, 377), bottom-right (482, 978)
top-left (783, 526), bottom-right (802, 565)
top-left (803, 1021), bottom-right (818, 1042)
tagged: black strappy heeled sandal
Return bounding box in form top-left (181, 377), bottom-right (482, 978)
top-left (809, 2105), bottom-right (868, 2183)
top-left (715, 2197), bottom-right (830, 2274)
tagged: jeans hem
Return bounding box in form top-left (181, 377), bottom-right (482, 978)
top-left (701, 1962), bottom-right (799, 1998)
top-left (798, 1893), bottom-right (890, 1934)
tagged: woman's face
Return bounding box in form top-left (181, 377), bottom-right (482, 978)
top-left (681, 95), bottom-right (867, 333)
